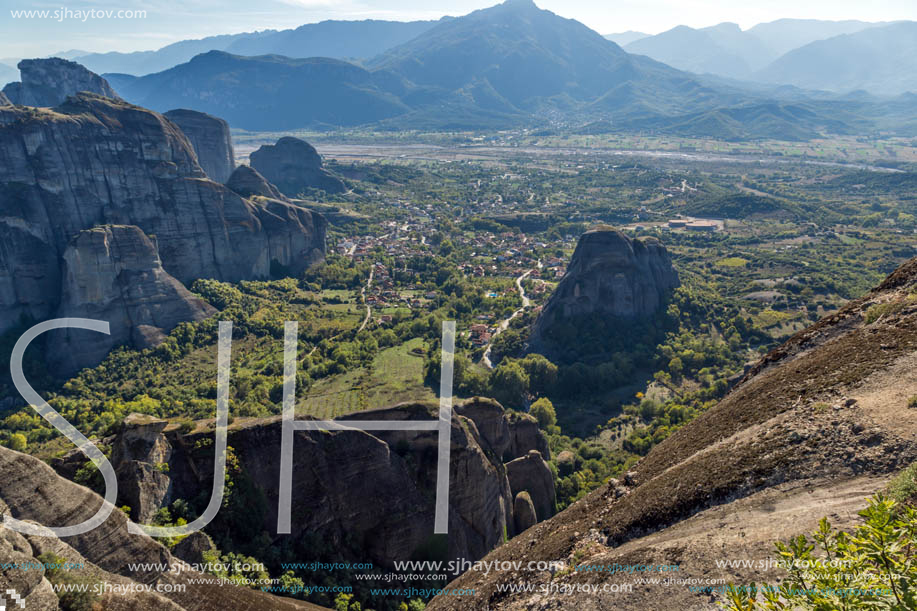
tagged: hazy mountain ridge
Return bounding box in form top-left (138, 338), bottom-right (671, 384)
top-left (67, 18), bottom-right (442, 76)
top-left (755, 21), bottom-right (917, 95)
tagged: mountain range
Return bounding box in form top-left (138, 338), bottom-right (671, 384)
top-left (624, 19), bottom-right (917, 95)
top-left (67, 19), bottom-right (442, 76)
top-left (755, 21), bottom-right (917, 95)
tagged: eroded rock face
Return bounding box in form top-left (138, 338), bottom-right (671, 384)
top-left (532, 228), bottom-right (679, 345)
top-left (513, 491), bottom-right (537, 533)
top-left (250, 136), bottom-right (346, 196)
top-left (0, 91), bottom-right (10, 106)
top-left (455, 398), bottom-right (550, 462)
top-left (98, 400), bottom-right (551, 569)
top-left (164, 109), bottom-right (235, 183)
top-left (2, 57), bottom-right (121, 107)
top-left (505, 450), bottom-right (556, 524)
top-left (226, 165), bottom-right (285, 200)
top-left (0, 446), bottom-right (322, 610)
top-left (110, 414), bottom-right (174, 524)
top-left (50, 226), bottom-right (216, 375)
top-left (0, 93), bottom-right (326, 342)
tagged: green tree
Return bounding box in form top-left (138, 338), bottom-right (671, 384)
top-left (530, 397), bottom-right (557, 429)
top-left (489, 361), bottom-right (529, 408)
top-left (7, 433), bottom-right (27, 452)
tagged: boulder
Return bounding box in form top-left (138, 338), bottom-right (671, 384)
top-left (50, 226), bottom-right (216, 375)
top-left (250, 136), bottom-right (346, 196)
top-left (2, 57), bottom-right (121, 106)
top-left (165, 109), bottom-right (235, 183)
top-left (172, 532), bottom-right (217, 566)
top-left (505, 450), bottom-right (556, 525)
top-left (226, 165), bottom-right (285, 200)
top-left (532, 228), bottom-right (679, 347)
top-left (513, 491), bottom-right (537, 533)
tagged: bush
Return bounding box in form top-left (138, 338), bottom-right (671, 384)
top-left (721, 494), bottom-right (917, 610)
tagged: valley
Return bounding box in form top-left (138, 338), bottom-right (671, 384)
top-left (1, 1), bottom-right (917, 610)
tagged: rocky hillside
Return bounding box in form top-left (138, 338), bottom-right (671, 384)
top-left (70, 398), bottom-right (554, 570)
top-left (531, 228), bottom-right (679, 350)
top-left (250, 137), bottom-right (346, 197)
top-left (0, 445), bottom-right (325, 611)
top-left (429, 257), bottom-right (917, 610)
top-left (0, 93), bottom-right (326, 372)
top-left (2, 57), bottom-right (121, 107)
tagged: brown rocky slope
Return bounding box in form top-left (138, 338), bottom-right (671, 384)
top-left (428, 257), bottom-right (917, 610)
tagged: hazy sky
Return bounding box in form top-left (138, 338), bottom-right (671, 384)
top-left (2, 0), bottom-right (917, 60)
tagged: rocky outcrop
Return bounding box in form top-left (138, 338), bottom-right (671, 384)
top-left (250, 136), bottom-right (346, 196)
top-left (531, 228), bottom-right (679, 346)
top-left (171, 532), bottom-right (216, 566)
top-left (164, 109), bottom-right (235, 183)
top-left (513, 492), bottom-right (537, 533)
top-left (109, 414), bottom-right (174, 523)
top-left (505, 450), bottom-right (556, 524)
top-left (0, 520), bottom-right (59, 611)
top-left (0, 91), bottom-right (10, 106)
top-left (50, 226), bottom-right (216, 375)
top-left (455, 398), bottom-right (550, 462)
top-left (95, 399), bottom-right (551, 569)
top-left (0, 93), bottom-right (326, 351)
top-left (2, 57), bottom-right (121, 107)
top-left (226, 165), bottom-right (285, 200)
top-left (0, 445), bottom-right (323, 610)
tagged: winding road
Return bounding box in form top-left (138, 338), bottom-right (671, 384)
top-left (482, 269), bottom-right (533, 369)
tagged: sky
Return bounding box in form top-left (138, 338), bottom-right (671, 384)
top-left (1, 0), bottom-right (917, 60)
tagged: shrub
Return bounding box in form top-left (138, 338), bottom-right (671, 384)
top-left (721, 494), bottom-right (917, 610)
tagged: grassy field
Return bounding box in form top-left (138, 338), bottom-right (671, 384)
top-left (297, 338), bottom-right (436, 419)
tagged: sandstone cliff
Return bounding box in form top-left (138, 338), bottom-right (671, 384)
top-left (2, 57), bottom-right (121, 107)
top-left (250, 136), bottom-right (346, 196)
top-left (50, 226), bottom-right (216, 376)
top-left (164, 109), bottom-right (235, 183)
top-left (531, 228), bottom-right (679, 347)
top-left (0, 93), bottom-right (326, 355)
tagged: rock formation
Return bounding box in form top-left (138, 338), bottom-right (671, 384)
top-left (50, 226), bottom-right (216, 375)
top-left (513, 491), bottom-right (537, 533)
top-left (0, 445), bottom-right (323, 610)
top-left (531, 228), bottom-right (679, 345)
top-left (505, 450), bottom-right (556, 523)
top-left (455, 397), bottom-right (550, 461)
top-left (91, 399), bottom-right (552, 569)
top-left (0, 90), bottom-right (10, 106)
top-left (164, 109), bottom-right (235, 183)
top-left (250, 136), bottom-right (346, 196)
top-left (0, 93), bottom-right (326, 369)
top-left (2, 57), bottom-right (121, 107)
top-left (226, 164), bottom-right (285, 200)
